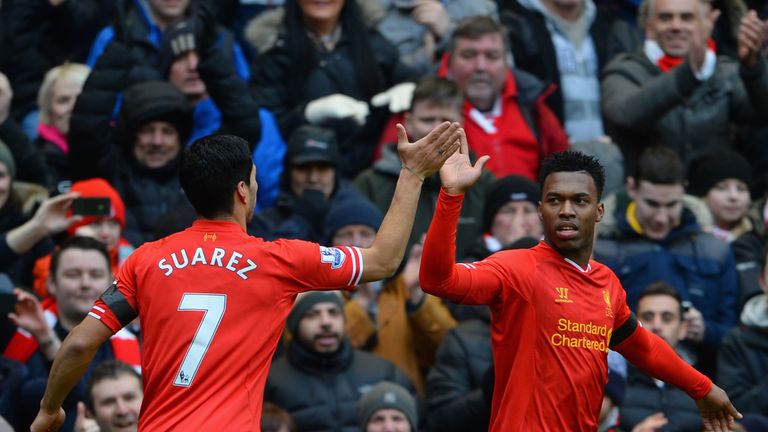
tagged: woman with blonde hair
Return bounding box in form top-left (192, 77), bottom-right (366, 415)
top-left (36, 63), bottom-right (90, 192)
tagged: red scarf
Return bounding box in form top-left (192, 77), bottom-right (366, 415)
top-left (657, 39), bottom-right (717, 72)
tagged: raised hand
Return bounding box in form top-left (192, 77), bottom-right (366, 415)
top-left (738, 10), bottom-right (768, 68)
top-left (29, 192), bottom-right (81, 237)
top-left (8, 288), bottom-right (49, 340)
top-left (439, 129), bottom-right (490, 194)
top-left (695, 384), bottom-right (742, 432)
top-left (397, 121), bottom-right (461, 182)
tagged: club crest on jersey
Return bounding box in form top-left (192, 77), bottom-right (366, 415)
top-left (320, 246), bottom-right (345, 269)
top-left (602, 289), bottom-right (614, 318)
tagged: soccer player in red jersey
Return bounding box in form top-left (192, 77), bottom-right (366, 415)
top-left (30, 124), bottom-right (462, 432)
top-left (419, 134), bottom-right (742, 432)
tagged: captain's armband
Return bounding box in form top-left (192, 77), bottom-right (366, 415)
top-left (100, 282), bottom-right (137, 327)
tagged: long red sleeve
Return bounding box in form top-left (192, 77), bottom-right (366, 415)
top-left (615, 324), bottom-right (712, 399)
top-left (420, 189), bottom-right (465, 302)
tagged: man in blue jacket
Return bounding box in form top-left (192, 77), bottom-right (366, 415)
top-left (594, 146), bottom-right (738, 377)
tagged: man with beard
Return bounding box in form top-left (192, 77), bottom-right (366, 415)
top-left (31, 124), bottom-right (462, 431)
top-left (264, 292), bottom-right (417, 431)
top-left (439, 16), bottom-right (568, 180)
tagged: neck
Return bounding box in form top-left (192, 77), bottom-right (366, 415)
top-left (545, 238), bottom-right (592, 268)
top-left (200, 212), bottom-right (247, 230)
top-left (305, 17), bottom-right (339, 37)
top-left (541, 0), bottom-right (584, 21)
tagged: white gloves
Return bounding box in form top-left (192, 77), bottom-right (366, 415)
top-left (305, 93), bottom-right (370, 125)
top-left (371, 82), bottom-right (416, 113)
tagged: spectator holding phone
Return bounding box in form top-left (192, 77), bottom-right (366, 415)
top-left (0, 140), bottom-right (81, 287)
top-left (31, 178), bottom-right (135, 299)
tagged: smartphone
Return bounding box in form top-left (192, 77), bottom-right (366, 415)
top-left (0, 293), bottom-right (17, 316)
top-left (71, 197), bottom-right (112, 217)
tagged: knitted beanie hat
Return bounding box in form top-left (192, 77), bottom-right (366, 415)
top-left (483, 175), bottom-right (540, 232)
top-left (358, 381), bottom-right (417, 430)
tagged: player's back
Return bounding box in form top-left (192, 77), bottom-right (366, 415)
top-left (126, 220), bottom-right (326, 430)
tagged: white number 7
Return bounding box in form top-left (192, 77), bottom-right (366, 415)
top-left (173, 293), bottom-right (226, 387)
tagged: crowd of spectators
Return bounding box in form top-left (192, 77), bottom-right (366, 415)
top-left (1, 0), bottom-right (768, 430)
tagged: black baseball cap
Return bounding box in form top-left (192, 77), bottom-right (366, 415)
top-left (287, 125), bottom-right (341, 166)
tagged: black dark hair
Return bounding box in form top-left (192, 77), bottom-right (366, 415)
top-left (410, 77), bottom-right (463, 112)
top-left (638, 281), bottom-right (685, 319)
top-left (50, 236), bottom-right (110, 278)
top-left (634, 146), bottom-right (685, 185)
top-left (179, 134), bottom-right (253, 219)
top-left (85, 360), bottom-right (141, 412)
top-left (283, 0), bottom-right (384, 103)
top-left (539, 151), bottom-right (606, 200)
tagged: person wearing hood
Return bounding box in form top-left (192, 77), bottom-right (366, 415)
top-left (68, 72), bottom-right (193, 246)
top-left (500, 0), bottom-right (640, 142)
top-left (249, 124), bottom-right (367, 242)
top-left (718, 247), bottom-right (768, 416)
top-left (31, 178), bottom-right (136, 300)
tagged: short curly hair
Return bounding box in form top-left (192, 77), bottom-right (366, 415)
top-left (539, 151), bottom-right (606, 200)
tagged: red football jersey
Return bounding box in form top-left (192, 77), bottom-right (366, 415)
top-left (89, 220), bottom-right (363, 431)
top-left (421, 193), bottom-right (632, 431)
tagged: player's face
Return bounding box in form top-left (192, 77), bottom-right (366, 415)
top-left (366, 409), bottom-right (412, 432)
top-left (133, 121), bottom-right (181, 169)
top-left (539, 171), bottom-right (603, 263)
top-left (490, 201), bottom-right (543, 247)
top-left (49, 248), bottom-right (111, 325)
top-left (637, 294), bottom-right (687, 347)
top-left (297, 301), bottom-right (345, 353)
top-left (404, 101), bottom-right (462, 142)
top-left (704, 178), bottom-right (751, 229)
top-left (332, 224), bottom-right (377, 248)
top-left (290, 162), bottom-right (336, 199)
top-left (628, 180), bottom-right (684, 241)
top-left (90, 374), bottom-right (143, 432)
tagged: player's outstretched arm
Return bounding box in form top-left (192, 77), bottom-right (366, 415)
top-left (359, 121), bottom-right (462, 283)
top-left (31, 317), bottom-right (114, 432)
top-left (439, 129), bottom-right (490, 195)
top-left (695, 384), bottom-right (742, 432)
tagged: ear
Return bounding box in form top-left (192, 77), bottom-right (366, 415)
top-left (537, 201), bottom-right (543, 222)
top-left (235, 180), bottom-right (248, 204)
top-left (596, 202), bottom-right (605, 223)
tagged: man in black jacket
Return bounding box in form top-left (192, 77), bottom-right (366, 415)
top-left (620, 282), bottom-right (703, 432)
top-left (265, 291), bottom-right (417, 432)
top-left (68, 6), bottom-right (261, 246)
